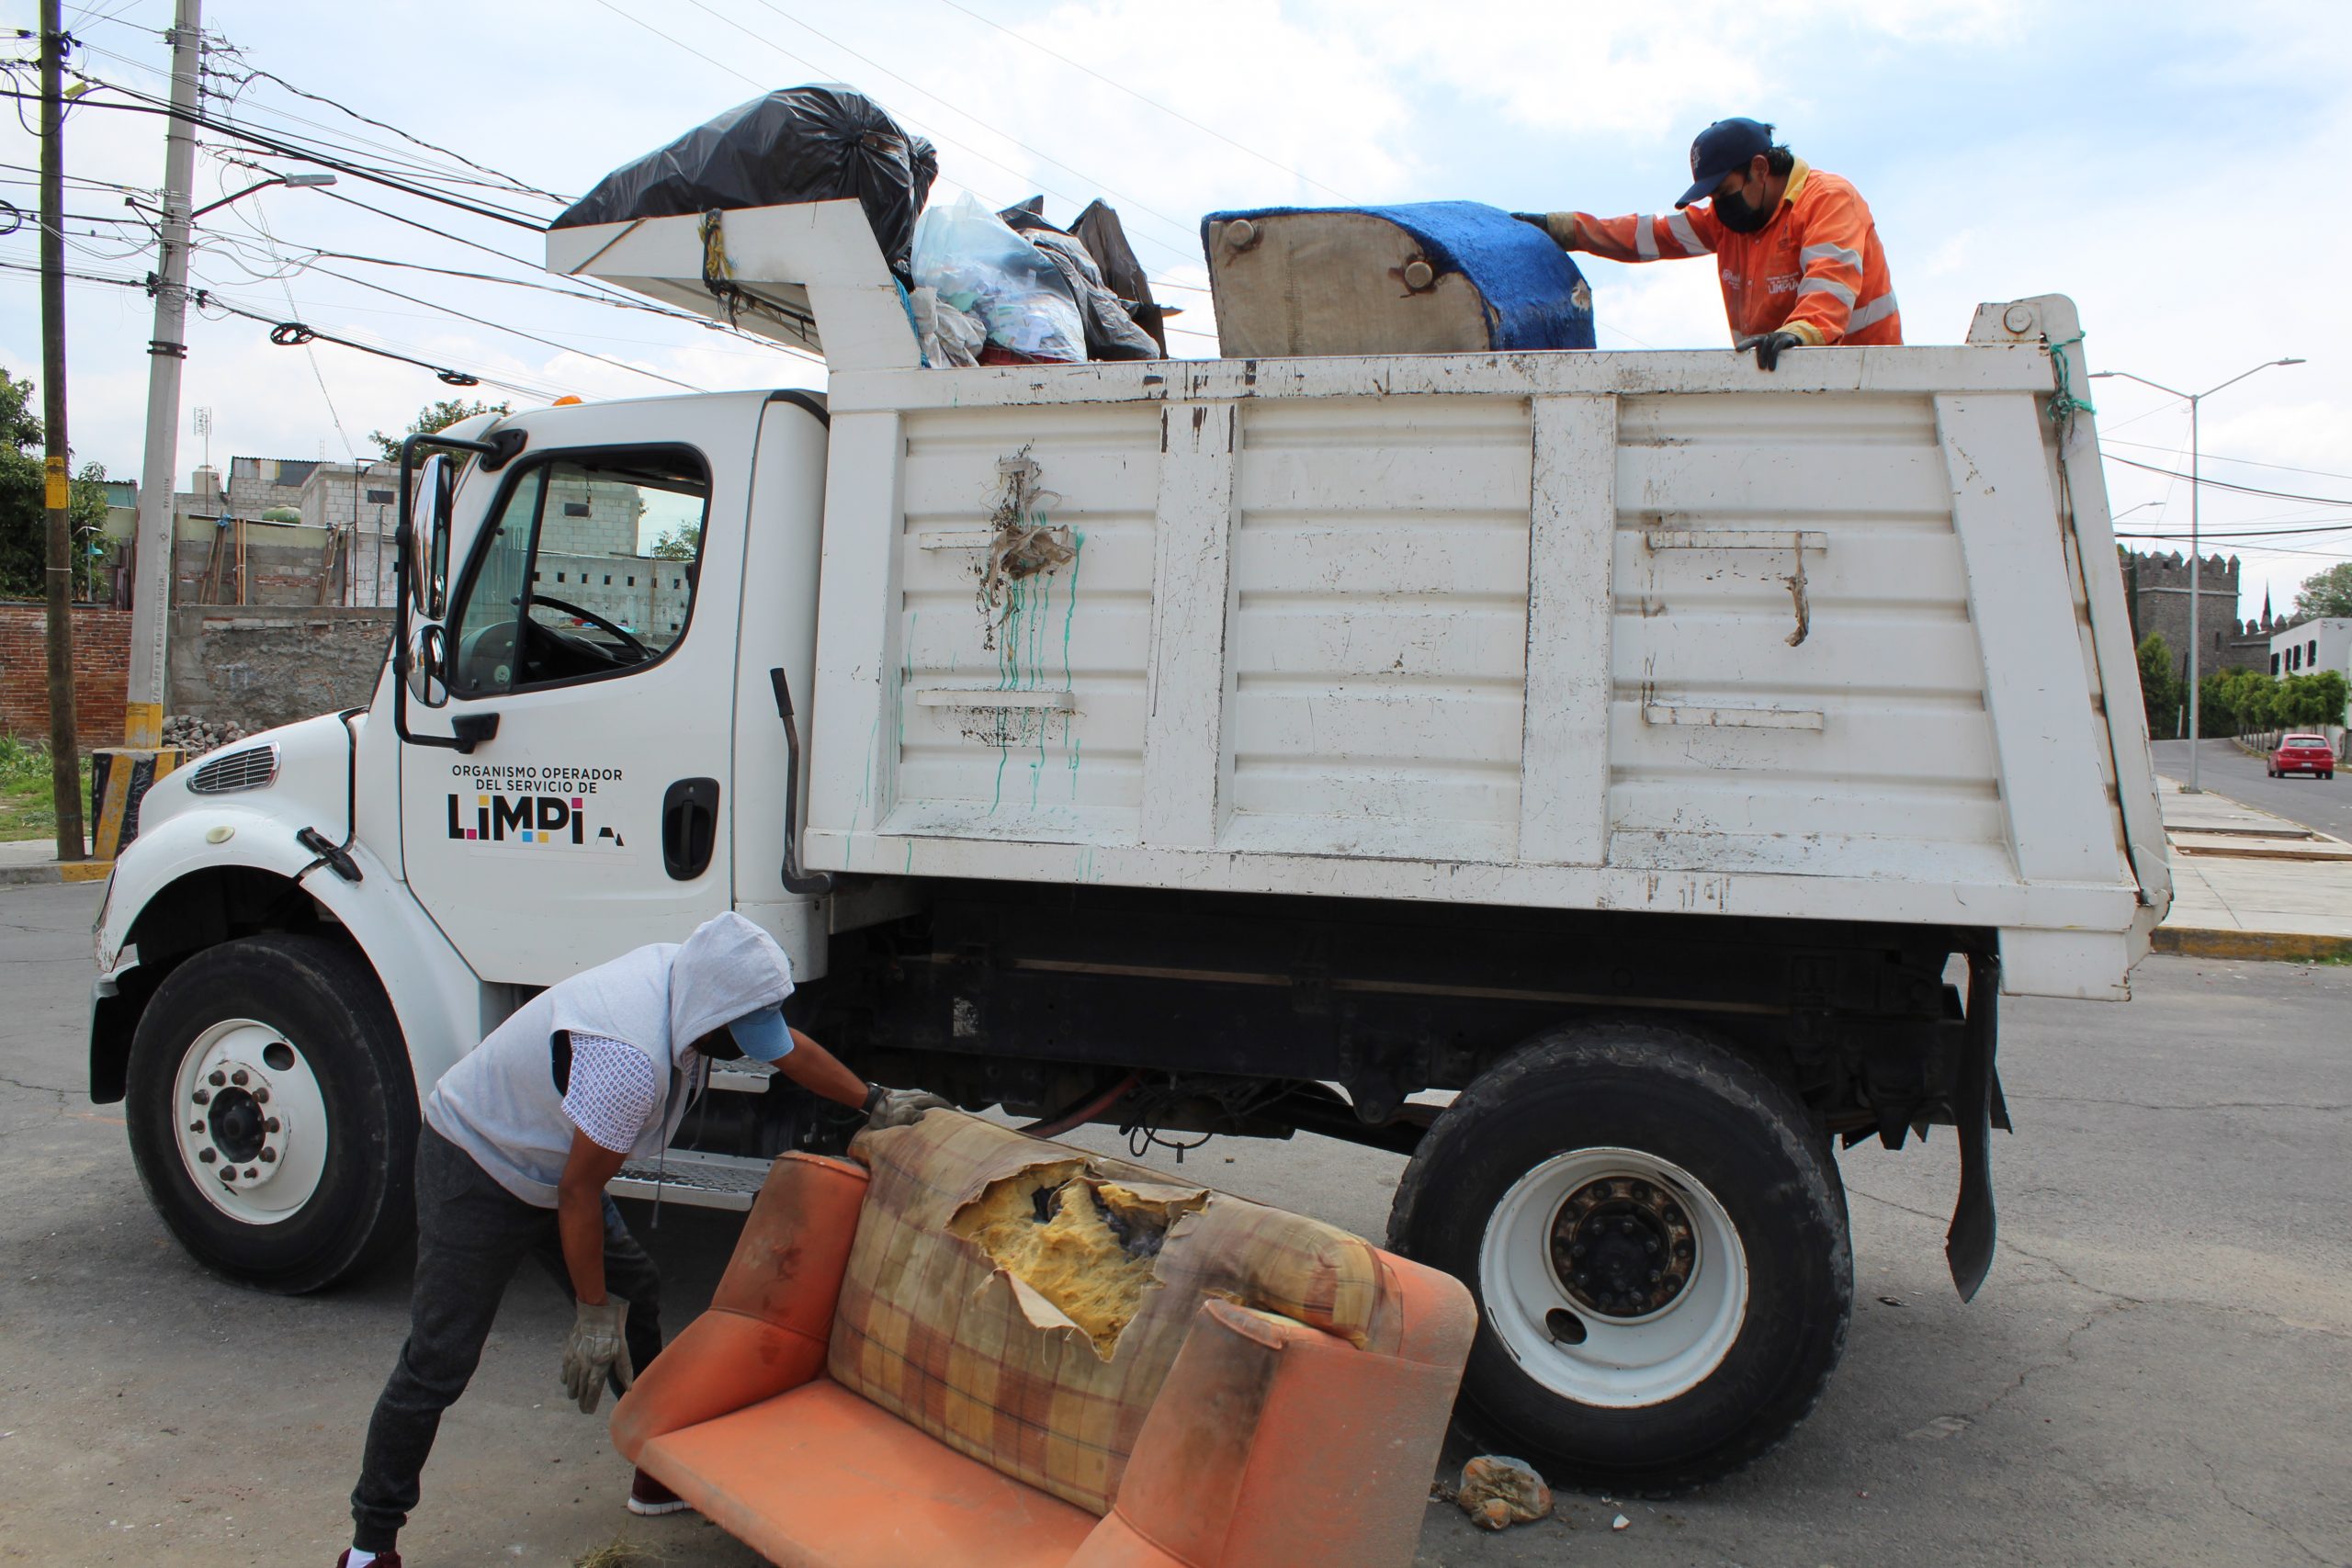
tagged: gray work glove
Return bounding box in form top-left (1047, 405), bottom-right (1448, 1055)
top-left (862, 1083), bottom-right (954, 1131)
top-left (560, 1294), bottom-right (634, 1415)
top-left (1511, 211), bottom-right (1576, 250)
top-left (1736, 330), bottom-right (1806, 371)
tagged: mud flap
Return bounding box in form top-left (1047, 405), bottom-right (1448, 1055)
top-left (1946, 950), bottom-right (1999, 1300)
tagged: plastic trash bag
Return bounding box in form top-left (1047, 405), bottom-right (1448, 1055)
top-left (912, 194), bottom-right (1085, 364)
top-left (553, 86), bottom-right (937, 281)
top-left (910, 286), bottom-right (987, 368)
top-left (1025, 229), bottom-right (1161, 360)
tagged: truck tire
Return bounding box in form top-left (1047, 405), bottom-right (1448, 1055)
top-left (1389, 1020), bottom-right (1850, 1494)
top-left (124, 933), bottom-right (417, 1294)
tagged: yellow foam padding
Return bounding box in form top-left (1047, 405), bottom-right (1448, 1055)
top-left (950, 1165), bottom-right (1208, 1359)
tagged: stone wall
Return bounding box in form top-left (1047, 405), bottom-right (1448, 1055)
top-left (0, 602), bottom-right (131, 748)
top-left (165, 606), bottom-right (394, 732)
top-left (2123, 550), bottom-right (2256, 673)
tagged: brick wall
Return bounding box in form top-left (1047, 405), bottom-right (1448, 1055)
top-left (0, 602), bottom-right (133, 750)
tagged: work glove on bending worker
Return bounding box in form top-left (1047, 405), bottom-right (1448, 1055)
top-left (560, 1294), bottom-right (634, 1415)
top-left (1736, 330), bottom-right (1806, 372)
top-left (863, 1082), bottom-right (954, 1130)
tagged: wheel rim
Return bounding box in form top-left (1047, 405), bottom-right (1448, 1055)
top-left (170, 1019), bottom-right (330, 1225)
top-left (1478, 1146), bottom-right (1747, 1409)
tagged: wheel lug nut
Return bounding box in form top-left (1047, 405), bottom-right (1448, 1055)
top-left (1645, 1237), bottom-right (1659, 1254)
top-left (265, 1118), bottom-right (280, 1133)
top-left (1648, 1269), bottom-right (1663, 1283)
top-left (208, 1071), bottom-right (225, 1087)
top-left (1630, 1182), bottom-right (1650, 1201)
top-left (230, 1070), bottom-right (248, 1086)
top-left (243, 1167), bottom-right (258, 1179)
top-left (198, 1148), bottom-right (216, 1164)
top-left (253, 1088), bottom-right (269, 1105)
top-left (1620, 1219), bottom-right (1636, 1235)
top-left (220, 1168), bottom-right (235, 1183)
top-left (259, 1149), bottom-right (276, 1164)
top-left (188, 1121), bottom-right (204, 1134)
top-left (1569, 1243), bottom-right (1586, 1258)
top-left (1572, 1270), bottom-right (1589, 1286)
top-left (192, 1089), bottom-right (210, 1105)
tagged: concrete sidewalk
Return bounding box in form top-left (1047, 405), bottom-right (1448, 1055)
top-left (0, 836), bottom-right (107, 886)
top-left (2153, 774), bottom-right (2352, 961)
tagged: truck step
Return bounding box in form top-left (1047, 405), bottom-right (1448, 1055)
top-left (610, 1148), bottom-right (768, 1212)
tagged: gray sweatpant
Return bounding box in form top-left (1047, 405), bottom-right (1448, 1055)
top-left (349, 1127), bottom-right (663, 1551)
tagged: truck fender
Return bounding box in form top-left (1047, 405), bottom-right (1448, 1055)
top-left (91, 803), bottom-right (481, 1111)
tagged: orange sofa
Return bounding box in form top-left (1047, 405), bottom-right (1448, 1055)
top-left (609, 1112), bottom-right (1476, 1568)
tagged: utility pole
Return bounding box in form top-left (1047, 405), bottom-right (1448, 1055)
top-left (38, 0), bottom-right (85, 862)
top-left (98, 0), bottom-right (202, 861)
top-left (2094, 357), bottom-right (2304, 792)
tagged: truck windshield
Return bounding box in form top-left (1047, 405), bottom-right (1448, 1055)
top-left (444, 446), bottom-right (708, 698)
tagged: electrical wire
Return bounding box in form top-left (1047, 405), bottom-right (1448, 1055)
top-left (197, 49), bottom-right (570, 204)
top-left (2104, 454), bottom-right (2352, 508)
top-left (932, 0), bottom-right (1351, 202)
top-left (0, 255), bottom-right (562, 398)
top-left (2100, 437), bottom-right (2352, 487)
top-left (0, 82), bottom-right (553, 228)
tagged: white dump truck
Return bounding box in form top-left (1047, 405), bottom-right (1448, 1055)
top-left (88, 199), bottom-right (2165, 1491)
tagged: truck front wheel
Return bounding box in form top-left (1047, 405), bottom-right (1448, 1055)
top-left (125, 934), bottom-right (417, 1293)
top-left (1389, 1021), bottom-right (1850, 1494)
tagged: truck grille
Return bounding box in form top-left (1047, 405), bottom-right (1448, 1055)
top-left (187, 743), bottom-right (279, 795)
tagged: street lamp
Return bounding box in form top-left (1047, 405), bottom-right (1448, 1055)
top-left (2091, 357), bottom-right (2305, 792)
top-left (187, 169), bottom-right (335, 220)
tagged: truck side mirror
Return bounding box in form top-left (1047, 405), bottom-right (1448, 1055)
top-left (407, 623), bottom-right (451, 708)
top-left (406, 454), bottom-right (454, 621)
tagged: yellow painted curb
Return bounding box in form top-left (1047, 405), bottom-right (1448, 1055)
top-left (58, 861), bottom-right (114, 883)
top-left (2153, 926), bottom-right (2352, 963)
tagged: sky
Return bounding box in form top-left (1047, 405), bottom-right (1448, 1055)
top-left (1, 0), bottom-right (2346, 620)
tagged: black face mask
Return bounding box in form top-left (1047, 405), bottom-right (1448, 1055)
top-left (1712, 184), bottom-right (1773, 234)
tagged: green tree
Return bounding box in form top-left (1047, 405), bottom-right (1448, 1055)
top-left (2137, 634), bottom-right (2182, 739)
top-left (2291, 563), bottom-right (2352, 620)
top-left (645, 522), bottom-right (701, 560)
top-left (0, 369), bottom-right (111, 601)
top-left (367, 398), bottom-right (514, 462)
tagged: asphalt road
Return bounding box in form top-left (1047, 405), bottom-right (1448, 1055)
top-left (2, 878), bottom-right (2346, 1567)
top-left (2153, 737), bottom-right (2352, 839)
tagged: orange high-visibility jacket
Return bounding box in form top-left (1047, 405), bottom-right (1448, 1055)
top-left (1564, 159), bottom-right (1900, 348)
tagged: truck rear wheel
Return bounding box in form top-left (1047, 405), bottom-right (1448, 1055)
top-left (1389, 1020), bottom-right (1850, 1494)
top-left (125, 934), bottom-right (417, 1293)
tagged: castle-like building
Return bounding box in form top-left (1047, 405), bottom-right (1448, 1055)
top-left (2120, 549), bottom-right (2278, 677)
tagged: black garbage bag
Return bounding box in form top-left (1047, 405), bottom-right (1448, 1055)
top-left (552, 85), bottom-right (938, 279)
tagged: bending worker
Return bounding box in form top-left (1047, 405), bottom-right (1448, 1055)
top-left (337, 911), bottom-right (947, 1568)
top-left (1520, 116), bottom-right (1899, 369)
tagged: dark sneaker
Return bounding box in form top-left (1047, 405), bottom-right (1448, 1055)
top-left (627, 1467), bottom-right (692, 1517)
top-left (337, 1553), bottom-right (400, 1567)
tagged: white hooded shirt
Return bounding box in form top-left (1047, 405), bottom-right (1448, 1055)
top-left (424, 911), bottom-right (796, 1206)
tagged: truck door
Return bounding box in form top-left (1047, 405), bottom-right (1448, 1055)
top-left (400, 407), bottom-right (752, 984)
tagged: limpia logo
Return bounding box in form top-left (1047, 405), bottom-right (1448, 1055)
top-left (447, 791), bottom-right (585, 845)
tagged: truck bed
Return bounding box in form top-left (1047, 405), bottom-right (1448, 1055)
top-left (803, 309), bottom-right (2161, 1000)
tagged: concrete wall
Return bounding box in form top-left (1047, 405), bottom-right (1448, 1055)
top-left (0, 603), bottom-right (131, 749)
top-left (165, 606), bottom-right (394, 731)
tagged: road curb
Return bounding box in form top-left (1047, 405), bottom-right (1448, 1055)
top-left (0, 860), bottom-right (109, 888)
top-left (2154, 926), bottom-right (2352, 964)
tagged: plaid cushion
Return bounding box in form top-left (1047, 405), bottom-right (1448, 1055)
top-left (826, 1111), bottom-right (1396, 1516)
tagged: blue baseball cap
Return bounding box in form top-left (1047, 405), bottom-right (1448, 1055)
top-left (725, 1004), bottom-right (795, 1063)
top-left (1676, 118), bottom-right (1776, 209)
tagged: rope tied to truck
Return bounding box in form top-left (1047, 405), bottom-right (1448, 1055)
top-left (2044, 333), bottom-right (2097, 436)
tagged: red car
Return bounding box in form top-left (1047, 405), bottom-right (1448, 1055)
top-left (2269, 734), bottom-right (2337, 779)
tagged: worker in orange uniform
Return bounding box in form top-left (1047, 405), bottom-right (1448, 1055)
top-left (1519, 117), bottom-right (1899, 369)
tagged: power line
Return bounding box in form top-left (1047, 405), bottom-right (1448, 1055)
top-left (288, 183), bottom-right (828, 366)
top-left (2104, 454), bottom-right (2352, 508)
top-left (198, 50), bottom-right (570, 204)
top-left (932, 0), bottom-right (1351, 202)
top-left (2100, 436), bottom-right (2352, 487)
top-left (1, 80), bottom-right (553, 228)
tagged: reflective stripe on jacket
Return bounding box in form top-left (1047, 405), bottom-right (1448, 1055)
top-left (1565, 160), bottom-right (1900, 348)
